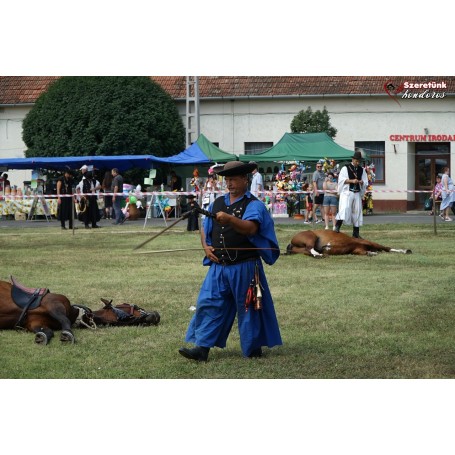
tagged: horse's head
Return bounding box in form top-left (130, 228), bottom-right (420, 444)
top-left (72, 305), bottom-right (97, 329)
top-left (116, 302), bottom-right (161, 325)
top-left (93, 299), bottom-right (160, 326)
top-left (92, 299), bottom-right (121, 326)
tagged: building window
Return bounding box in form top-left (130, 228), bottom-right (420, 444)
top-left (355, 141), bottom-right (385, 183)
top-left (244, 142), bottom-right (273, 155)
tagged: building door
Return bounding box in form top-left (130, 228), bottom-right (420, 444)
top-left (415, 143), bottom-right (450, 209)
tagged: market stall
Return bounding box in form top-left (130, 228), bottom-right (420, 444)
top-left (0, 196), bottom-right (57, 219)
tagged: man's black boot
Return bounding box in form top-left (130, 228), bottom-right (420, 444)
top-left (248, 347), bottom-right (262, 358)
top-left (352, 226), bottom-right (362, 239)
top-left (179, 346), bottom-right (210, 362)
top-left (334, 220), bottom-right (343, 233)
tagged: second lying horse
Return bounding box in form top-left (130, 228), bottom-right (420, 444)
top-left (92, 299), bottom-right (161, 326)
top-left (286, 229), bottom-right (412, 258)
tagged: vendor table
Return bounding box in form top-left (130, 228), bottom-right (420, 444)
top-left (0, 197), bottom-right (58, 218)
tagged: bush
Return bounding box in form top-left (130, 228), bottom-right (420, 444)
top-left (22, 76), bottom-right (185, 158)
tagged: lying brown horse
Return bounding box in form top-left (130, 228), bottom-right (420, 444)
top-left (92, 298), bottom-right (160, 326)
top-left (286, 229), bottom-right (412, 258)
top-left (0, 276), bottom-right (95, 344)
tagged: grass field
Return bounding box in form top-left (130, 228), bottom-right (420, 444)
top-left (0, 221), bottom-right (454, 379)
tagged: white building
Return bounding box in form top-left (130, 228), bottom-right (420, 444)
top-left (0, 76), bottom-right (454, 211)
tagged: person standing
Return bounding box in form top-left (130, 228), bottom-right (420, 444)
top-left (170, 170), bottom-right (182, 191)
top-left (111, 168), bottom-right (125, 225)
top-left (56, 169), bottom-right (74, 230)
top-left (1, 173), bottom-right (11, 190)
top-left (102, 170), bottom-right (113, 219)
top-left (334, 150), bottom-right (368, 238)
top-left (322, 172), bottom-right (338, 230)
top-left (80, 170), bottom-right (100, 229)
top-left (312, 161), bottom-right (325, 223)
top-left (250, 164), bottom-right (264, 200)
top-left (303, 183), bottom-right (313, 224)
top-left (185, 194), bottom-right (200, 232)
top-left (202, 174), bottom-right (220, 213)
top-left (179, 161), bottom-right (282, 362)
top-left (76, 164), bottom-right (89, 196)
top-left (440, 166), bottom-right (454, 221)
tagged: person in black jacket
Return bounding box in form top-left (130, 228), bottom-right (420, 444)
top-left (185, 194), bottom-right (200, 232)
top-left (79, 169), bottom-right (100, 229)
top-left (56, 169), bottom-right (74, 230)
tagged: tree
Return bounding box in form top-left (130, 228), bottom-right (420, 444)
top-left (22, 76), bottom-right (185, 158)
top-left (290, 106), bottom-right (338, 138)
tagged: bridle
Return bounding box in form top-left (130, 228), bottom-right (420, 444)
top-left (73, 305), bottom-right (97, 329)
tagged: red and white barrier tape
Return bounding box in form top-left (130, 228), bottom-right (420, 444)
top-left (0, 188), bottom-right (453, 201)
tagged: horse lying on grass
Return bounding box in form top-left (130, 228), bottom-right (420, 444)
top-left (0, 276), bottom-right (95, 345)
top-left (0, 277), bottom-right (161, 344)
top-left (286, 229), bottom-right (412, 258)
top-left (92, 298), bottom-right (161, 327)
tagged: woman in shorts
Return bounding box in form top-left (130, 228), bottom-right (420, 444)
top-left (322, 172), bottom-right (339, 230)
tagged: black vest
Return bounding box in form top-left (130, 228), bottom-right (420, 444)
top-left (211, 195), bottom-right (260, 264)
top-left (82, 177), bottom-right (92, 194)
top-left (347, 164), bottom-right (363, 192)
top-left (58, 176), bottom-right (73, 195)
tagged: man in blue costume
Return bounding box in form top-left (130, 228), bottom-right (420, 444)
top-left (179, 161), bottom-right (282, 361)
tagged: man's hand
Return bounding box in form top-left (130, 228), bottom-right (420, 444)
top-left (203, 245), bottom-right (219, 263)
top-left (215, 211), bottom-right (233, 225)
top-left (215, 211), bottom-right (258, 236)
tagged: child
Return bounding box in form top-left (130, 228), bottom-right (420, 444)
top-left (303, 183), bottom-right (313, 224)
top-left (428, 174), bottom-right (443, 216)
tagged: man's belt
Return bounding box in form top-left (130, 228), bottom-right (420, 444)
top-left (217, 257), bottom-right (259, 266)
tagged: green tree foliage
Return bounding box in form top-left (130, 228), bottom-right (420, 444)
top-left (22, 77), bottom-right (185, 158)
top-left (290, 106), bottom-right (338, 138)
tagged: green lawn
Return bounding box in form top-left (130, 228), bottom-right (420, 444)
top-left (0, 222), bottom-right (454, 379)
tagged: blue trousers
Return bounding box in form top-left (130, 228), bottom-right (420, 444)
top-left (185, 260), bottom-right (282, 357)
top-left (113, 196), bottom-right (125, 223)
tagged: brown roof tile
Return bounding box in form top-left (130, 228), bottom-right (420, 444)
top-left (1, 76), bottom-right (454, 105)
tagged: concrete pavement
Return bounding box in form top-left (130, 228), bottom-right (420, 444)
top-left (1, 211), bottom-right (453, 230)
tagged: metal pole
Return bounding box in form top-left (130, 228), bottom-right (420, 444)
top-left (433, 188), bottom-right (437, 235)
top-left (72, 195), bottom-right (75, 236)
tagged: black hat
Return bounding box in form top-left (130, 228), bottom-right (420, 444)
top-left (186, 194), bottom-right (197, 199)
top-left (215, 161), bottom-right (257, 177)
top-left (352, 150), bottom-right (363, 160)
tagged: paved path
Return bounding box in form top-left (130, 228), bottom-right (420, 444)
top-left (0, 211), bottom-right (452, 230)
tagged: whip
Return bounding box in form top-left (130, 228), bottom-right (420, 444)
top-left (132, 208), bottom-right (215, 251)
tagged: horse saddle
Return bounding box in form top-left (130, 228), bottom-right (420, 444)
top-left (115, 303), bottom-right (138, 316)
top-left (10, 275), bottom-right (49, 310)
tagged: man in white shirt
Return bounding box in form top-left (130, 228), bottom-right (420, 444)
top-left (250, 164), bottom-right (264, 200)
top-left (334, 150), bottom-right (368, 238)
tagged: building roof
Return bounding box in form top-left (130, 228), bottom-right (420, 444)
top-left (1, 76), bottom-right (454, 105)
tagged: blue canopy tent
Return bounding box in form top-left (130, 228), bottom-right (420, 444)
top-left (0, 155), bottom-right (162, 172)
top-left (0, 135), bottom-right (237, 172)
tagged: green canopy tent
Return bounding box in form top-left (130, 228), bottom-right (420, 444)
top-left (238, 132), bottom-right (356, 162)
top-left (160, 133), bottom-right (238, 164)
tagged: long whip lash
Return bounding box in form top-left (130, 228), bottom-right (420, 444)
top-left (134, 247), bottom-right (283, 255)
top-left (133, 207), bottom-right (216, 251)
top-left (133, 208), bottom-right (283, 254)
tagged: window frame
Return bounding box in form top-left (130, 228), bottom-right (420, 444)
top-left (244, 142), bottom-right (273, 155)
top-left (355, 141), bottom-right (385, 184)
